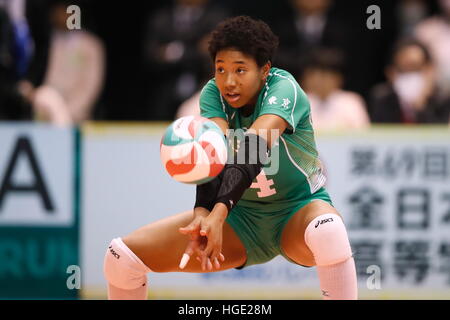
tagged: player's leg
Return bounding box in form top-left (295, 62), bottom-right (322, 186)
top-left (280, 200), bottom-right (357, 300)
top-left (103, 210), bottom-right (247, 299)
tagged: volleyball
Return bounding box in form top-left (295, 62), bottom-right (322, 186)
top-left (160, 115), bottom-right (228, 184)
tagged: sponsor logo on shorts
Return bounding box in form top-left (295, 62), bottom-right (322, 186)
top-left (314, 217), bottom-right (334, 228)
top-left (109, 245), bottom-right (120, 259)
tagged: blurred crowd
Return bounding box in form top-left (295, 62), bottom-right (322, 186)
top-left (1, 0), bottom-right (450, 130)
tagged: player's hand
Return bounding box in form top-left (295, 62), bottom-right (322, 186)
top-left (178, 208), bottom-right (209, 270)
top-left (199, 203), bottom-right (228, 271)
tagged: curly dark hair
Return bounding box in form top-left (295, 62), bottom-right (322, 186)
top-left (208, 16), bottom-right (279, 67)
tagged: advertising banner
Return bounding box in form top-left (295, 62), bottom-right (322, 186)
top-left (0, 123), bottom-right (79, 299)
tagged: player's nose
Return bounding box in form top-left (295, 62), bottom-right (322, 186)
top-left (225, 74), bottom-right (237, 88)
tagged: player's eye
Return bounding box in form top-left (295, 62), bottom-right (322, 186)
top-left (237, 68), bottom-right (246, 74)
top-left (216, 67), bottom-right (225, 74)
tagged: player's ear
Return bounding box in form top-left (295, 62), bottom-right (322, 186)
top-left (262, 61), bottom-right (271, 79)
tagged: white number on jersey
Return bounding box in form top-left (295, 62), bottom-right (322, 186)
top-left (250, 170), bottom-right (277, 197)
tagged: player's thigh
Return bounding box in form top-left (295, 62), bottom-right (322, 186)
top-left (121, 210), bottom-right (247, 272)
top-left (280, 200), bottom-right (342, 267)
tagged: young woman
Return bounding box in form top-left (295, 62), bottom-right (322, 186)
top-left (104, 15), bottom-right (357, 300)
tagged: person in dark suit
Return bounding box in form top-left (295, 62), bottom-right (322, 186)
top-left (369, 38), bottom-right (450, 124)
top-left (142, 0), bottom-right (229, 120)
top-left (273, 0), bottom-right (350, 79)
top-left (0, 0), bottom-right (51, 121)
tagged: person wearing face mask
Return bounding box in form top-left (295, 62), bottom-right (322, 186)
top-left (369, 38), bottom-right (450, 124)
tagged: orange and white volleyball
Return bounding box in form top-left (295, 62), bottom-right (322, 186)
top-left (160, 116), bottom-right (228, 184)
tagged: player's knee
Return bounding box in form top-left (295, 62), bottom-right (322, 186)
top-left (304, 213), bottom-right (352, 266)
top-left (103, 237), bottom-right (151, 290)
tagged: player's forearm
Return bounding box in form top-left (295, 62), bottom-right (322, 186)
top-left (195, 133), bottom-right (269, 216)
top-left (214, 133), bottom-right (269, 212)
top-left (194, 176), bottom-right (222, 211)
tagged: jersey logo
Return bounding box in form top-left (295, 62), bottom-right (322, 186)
top-left (281, 98), bottom-right (291, 109)
top-left (268, 96), bottom-right (278, 105)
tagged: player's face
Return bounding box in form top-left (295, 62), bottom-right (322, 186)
top-left (214, 49), bottom-right (269, 108)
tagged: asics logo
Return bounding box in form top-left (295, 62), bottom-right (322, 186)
top-left (109, 245), bottom-right (120, 259)
top-left (315, 217), bottom-right (334, 228)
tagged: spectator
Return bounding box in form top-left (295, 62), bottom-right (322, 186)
top-left (414, 0), bottom-right (450, 100)
top-left (20, 0), bottom-right (105, 126)
top-left (370, 38), bottom-right (450, 124)
top-left (0, 0), bottom-right (33, 79)
top-left (0, 0), bottom-right (33, 120)
top-left (396, 0), bottom-right (430, 37)
top-left (143, 0), bottom-right (229, 120)
top-left (274, 0), bottom-right (349, 78)
top-left (300, 48), bottom-right (370, 131)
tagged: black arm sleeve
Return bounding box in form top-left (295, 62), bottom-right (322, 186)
top-left (215, 133), bottom-right (269, 212)
top-left (194, 175), bottom-right (222, 211)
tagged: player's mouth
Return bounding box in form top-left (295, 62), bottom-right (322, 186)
top-left (225, 93), bottom-right (241, 103)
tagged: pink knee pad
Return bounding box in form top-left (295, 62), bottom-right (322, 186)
top-left (304, 213), bottom-right (352, 266)
top-left (103, 238), bottom-right (151, 290)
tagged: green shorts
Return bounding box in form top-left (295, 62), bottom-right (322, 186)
top-left (225, 187), bottom-right (332, 269)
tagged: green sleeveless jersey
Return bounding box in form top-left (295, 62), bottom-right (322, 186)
top-left (199, 67), bottom-right (326, 212)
